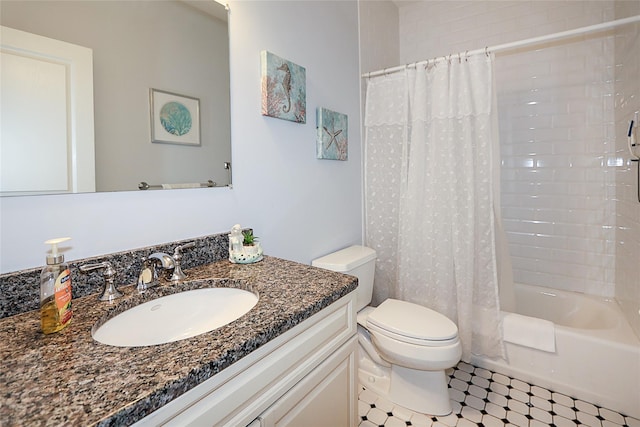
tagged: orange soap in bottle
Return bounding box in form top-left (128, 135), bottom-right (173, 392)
top-left (40, 238), bottom-right (72, 334)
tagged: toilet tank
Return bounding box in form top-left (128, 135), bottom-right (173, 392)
top-left (311, 245), bottom-right (376, 311)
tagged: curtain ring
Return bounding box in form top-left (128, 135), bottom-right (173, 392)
top-left (485, 46), bottom-right (489, 56)
top-left (447, 54), bottom-right (452, 65)
top-left (458, 52), bottom-right (461, 63)
top-left (465, 50), bottom-right (469, 62)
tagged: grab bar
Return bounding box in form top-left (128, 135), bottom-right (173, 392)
top-left (138, 180), bottom-right (216, 190)
top-left (629, 113), bottom-right (639, 203)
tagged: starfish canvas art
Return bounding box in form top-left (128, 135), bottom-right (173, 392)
top-left (316, 107), bottom-right (348, 160)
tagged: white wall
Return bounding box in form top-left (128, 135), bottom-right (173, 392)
top-left (0, 0), bottom-right (363, 273)
top-left (358, 0), bottom-right (400, 74)
top-left (397, 1), bottom-right (637, 298)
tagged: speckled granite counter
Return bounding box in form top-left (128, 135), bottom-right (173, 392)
top-left (0, 256), bottom-right (357, 426)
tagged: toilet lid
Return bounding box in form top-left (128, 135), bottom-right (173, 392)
top-left (366, 299), bottom-right (458, 344)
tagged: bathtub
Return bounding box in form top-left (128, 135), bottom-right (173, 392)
top-left (470, 283), bottom-right (640, 419)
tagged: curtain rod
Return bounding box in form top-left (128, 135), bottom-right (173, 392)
top-left (362, 15), bottom-right (640, 78)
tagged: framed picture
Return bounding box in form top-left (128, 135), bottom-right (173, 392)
top-left (316, 107), bottom-right (348, 160)
top-left (150, 88), bottom-right (200, 146)
top-left (261, 51), bottom-right (306, 123)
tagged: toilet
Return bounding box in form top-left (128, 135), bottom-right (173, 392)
top-left (312, 245), bottom-right (462, 416)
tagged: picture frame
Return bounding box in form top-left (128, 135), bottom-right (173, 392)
top-left (316, 107), bottom-right (348, 161)
top-left (150, 88), bottom-right (200, 146)
top-left (261, 51), bottom-right (306, 124)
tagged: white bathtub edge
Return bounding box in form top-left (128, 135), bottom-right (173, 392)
top-left (470, 336), bottom-right (640, 420)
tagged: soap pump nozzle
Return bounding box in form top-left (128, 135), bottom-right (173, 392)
top-left (45, 237), bottom-right (71, 265)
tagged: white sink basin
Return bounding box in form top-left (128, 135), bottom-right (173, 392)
top-left (92, 287), bottom-right (258, 347)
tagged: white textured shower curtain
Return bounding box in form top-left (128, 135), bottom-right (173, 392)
top-left (364, 54), bottom-right (504, 360)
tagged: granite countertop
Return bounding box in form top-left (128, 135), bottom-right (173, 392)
top-left (0, 256), bottom-right (357, 426)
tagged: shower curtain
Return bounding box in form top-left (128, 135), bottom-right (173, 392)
top-left (364, 54), bottom-right (505, 361)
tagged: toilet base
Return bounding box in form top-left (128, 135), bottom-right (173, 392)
top-left (358, 344), bottom-right (453, 416)
top-left (358, 355), bottom-right (391, 399)
top-left (389, 365), bottom-right (452, 416)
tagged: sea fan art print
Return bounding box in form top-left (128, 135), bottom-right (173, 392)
top-left (261, 51), bottom-right (306, 123)
top-left (160, 102), bottom-right (192, 136)
top-left (150, 89), bottom-right (200, 146)
top-left (316, 107), bottom-right (347, 160)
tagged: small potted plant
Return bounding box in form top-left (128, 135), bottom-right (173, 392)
top-left (242, 230), bottom-right (261, 256)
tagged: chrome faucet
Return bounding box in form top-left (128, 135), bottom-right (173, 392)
top-left (147, 252), bottom-right (175, 282)
top-left (137, 257), bottom-right (158, 293)
top-left (136, 243), bottom-right (196, 293)
top-left (79, 261), bottom-right (123, 302)
top-left (148, 252), bottom-right (175, 270)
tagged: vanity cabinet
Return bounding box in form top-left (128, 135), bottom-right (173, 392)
top-left (136, 292), bottom-right (357, 427)
top-left (255, 337), bottom-right (356, 426)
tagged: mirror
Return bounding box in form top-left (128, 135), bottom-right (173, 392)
top-left (0, 0), bottom-right (231, 196)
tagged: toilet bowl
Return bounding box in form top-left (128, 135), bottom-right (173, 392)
top-left (312, 246), bottom-right (462, 416)
top-left (359, 299), bottom-right (462, 415)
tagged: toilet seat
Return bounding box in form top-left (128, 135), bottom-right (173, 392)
top-left (366, 299), bottom-right (459, 347)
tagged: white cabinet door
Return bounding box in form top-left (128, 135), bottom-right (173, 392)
top-left (257, 336), bottom-right (358, 427)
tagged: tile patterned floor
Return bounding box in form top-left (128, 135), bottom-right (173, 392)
top-left (359, 362), bottom-right (640, 427)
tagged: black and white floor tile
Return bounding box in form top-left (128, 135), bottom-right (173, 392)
top-left (358, 362), bottom-right (640, 427)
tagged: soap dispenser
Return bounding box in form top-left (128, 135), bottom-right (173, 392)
top-left (40, 237), bottom-right (73, 334)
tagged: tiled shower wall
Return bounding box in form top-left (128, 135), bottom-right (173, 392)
top-left (496, 18), bottom-right (617, 297)
top-left (398, 2), bottom-right (639, 303)
top-left (614, 2), bottom-right (640, 338)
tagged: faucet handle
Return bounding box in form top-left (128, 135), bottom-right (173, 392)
top-left (79, 261), bottom-right (123, 302)
top-left (171, 242), bottom-right (195, 282)
top-left (172, 242), bottom-right (195, 259)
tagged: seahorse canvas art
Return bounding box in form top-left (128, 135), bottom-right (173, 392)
top-left (261, 51), bottom-right (306, 123)
top-left (316, 107), bottom-right (348, 160)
